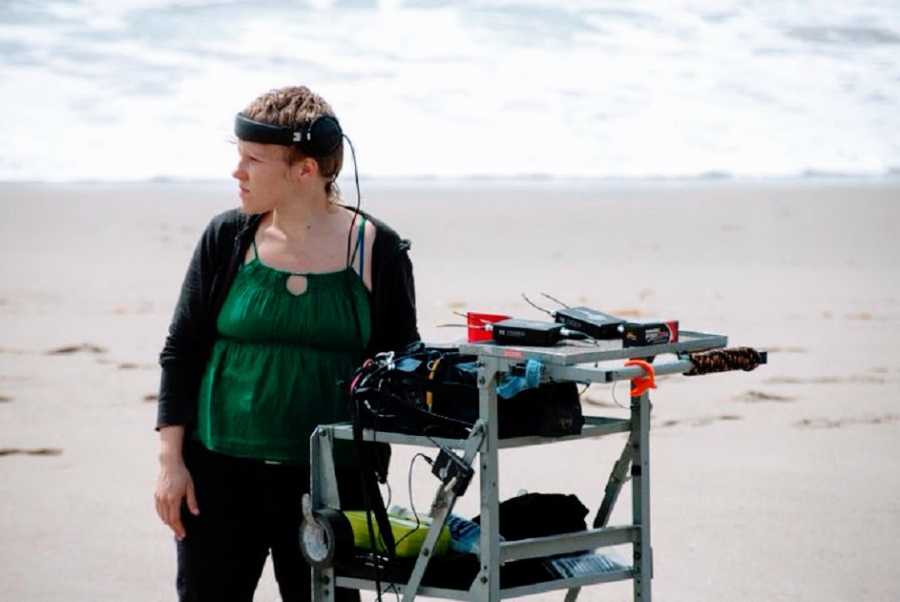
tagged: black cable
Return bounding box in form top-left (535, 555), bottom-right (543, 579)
top-left (343, 134), bottom-right (362, 269)
top-left (338, 139), bottom-right (388, 600)
top-left (393, 453), bottom-right (433, 550)
top-left (521, 293), bottom-right (554, 317)
top-left (423, 417), bottom-right (472, 441)
top-left (408, 454), bottom-right (432, 525)
top-left (342, 133), bottom-right (364, 353)
top-left (385, 583), bottom-right (401, 602)
top-left (540, 291), bottom-right (571, 308)
top-left (358, 388), bottom-right (475, 434)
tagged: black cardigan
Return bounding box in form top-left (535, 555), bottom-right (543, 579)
top-left (156, 207), bottom-right (419, 429)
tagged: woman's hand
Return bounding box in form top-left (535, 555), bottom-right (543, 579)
top-left (154, 426), bottom-right (199, 540)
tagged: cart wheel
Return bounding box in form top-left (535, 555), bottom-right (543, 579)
top-left (300, 506), bottom-right (354, 568)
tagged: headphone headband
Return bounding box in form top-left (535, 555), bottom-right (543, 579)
top-left (234, 113), bottom-right (343, 158)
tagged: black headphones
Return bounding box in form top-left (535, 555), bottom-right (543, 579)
top-left (234, 112), bottom-right (343, 158)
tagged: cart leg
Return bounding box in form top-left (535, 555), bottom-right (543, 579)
top-left (564, 587), bottom-right (581, 602)
top-left (469, 359), bottom-right (501, 602)
top-left (310, 427), bottom-right (340, 602)
top-left (631, 392), bottom-right (652, 601)
top-left (593, 442), bottom-right (633, 528)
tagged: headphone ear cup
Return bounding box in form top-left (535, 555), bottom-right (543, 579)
top-left (305, 116), bottom-right (343, 157)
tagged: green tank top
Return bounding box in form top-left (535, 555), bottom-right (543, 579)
top-left (195, 218), bottom-right (371, 465)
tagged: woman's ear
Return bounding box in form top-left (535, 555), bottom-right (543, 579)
top-left (288, 157), bottom-right (317, 182)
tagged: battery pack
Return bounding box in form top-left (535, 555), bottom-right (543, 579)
top-left (622, 320), bottom-right (679, 348)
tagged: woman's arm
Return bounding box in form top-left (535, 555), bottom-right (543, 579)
top-left (154, 223), bottom-right (213, 538)
top-left (154, 425), bottom-right (199, 540)
top-left (387, 242), bottom-right (420, 348)
top-left (369, 234), bottom-right (420, 354)
top-left (154, 211), bottom-right (240, 535)
top-left (157, 212), bottom-right (235, 428)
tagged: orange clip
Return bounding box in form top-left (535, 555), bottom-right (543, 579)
top-left (624, 359), bottom-right (656, 397)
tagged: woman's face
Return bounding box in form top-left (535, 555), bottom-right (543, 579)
top-left (232, 140), bottom-right (296, 214)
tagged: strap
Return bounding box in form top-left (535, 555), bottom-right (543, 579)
top-left (351, 216), bottom-right (366, 275)
top-left (251, 237), bottom-right (260, 260)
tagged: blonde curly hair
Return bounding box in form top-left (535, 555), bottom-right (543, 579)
top-left (242, 86), bottom-right (344, 201)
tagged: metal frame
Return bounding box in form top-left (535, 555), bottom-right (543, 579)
top-left (309, 330), bottom-right (727, 602)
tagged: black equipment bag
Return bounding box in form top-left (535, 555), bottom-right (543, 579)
top-left (346, 343), bottom-right (584, 561)
top-left (348, 342), bottom-right (584, 440)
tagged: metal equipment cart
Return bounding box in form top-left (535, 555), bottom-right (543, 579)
top-left (307, 330), bottom-right (731, 602)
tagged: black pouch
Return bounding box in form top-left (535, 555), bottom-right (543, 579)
top-left (472, 492), bottom-right (589, 540)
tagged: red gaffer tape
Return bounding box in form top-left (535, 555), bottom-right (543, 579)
top-left (467, 312), bottom-right (510, 342)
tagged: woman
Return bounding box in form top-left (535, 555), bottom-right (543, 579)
top-left (154, 86), bottom-right (418, 601)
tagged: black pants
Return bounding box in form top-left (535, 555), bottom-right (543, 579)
top-left (176, 440), bottom-right (363, 602)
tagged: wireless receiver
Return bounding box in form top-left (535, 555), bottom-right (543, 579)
top-left (553, 307), bottom-right (625, 340)
top-left (490, 319), bottom-right (563, 346)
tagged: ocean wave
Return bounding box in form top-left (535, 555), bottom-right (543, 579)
top-left (1, 0), bottom-right (898, 181)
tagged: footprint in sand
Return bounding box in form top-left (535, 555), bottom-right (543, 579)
top-left (765, 375), bottom-right (886, 385)
top-left (734, 390), bottom-right (795, 403)
top-left (794, 414), bottom-right (900, 429)
top-left (94, 358), bottom-right (155, 370)
top-left (118, 362), bottom-right (155, 370)
top-left (689, 415), bottom-right (742, 427)
top-left (0, 447), bottom-right (63, 457)
top-left (655, 415), bottom-right (741, 429)
top-left (143, 393), bottom-right (158, 402)
top-left (46, 343), bottom-right (108, 355)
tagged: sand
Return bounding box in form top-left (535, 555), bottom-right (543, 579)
top-left (1, 178), bottom-right (898, 601)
